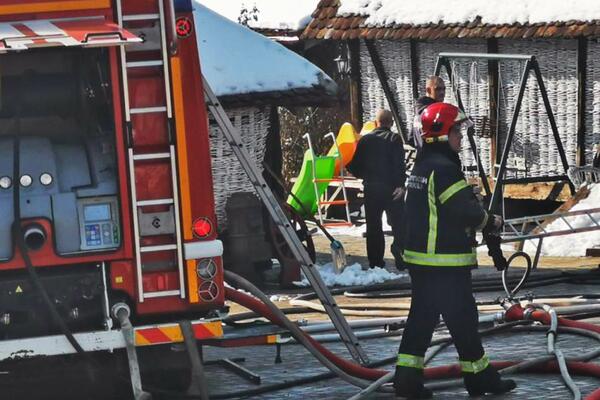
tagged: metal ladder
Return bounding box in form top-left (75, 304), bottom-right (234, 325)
top-left (305, 132), bottom-right (352, 228)
top-left (202, 77), bottom-right (369, 365)
top-left (502, 207), bottom-right (600, 243)
top-left (117, 0), bottom-right (185, 302)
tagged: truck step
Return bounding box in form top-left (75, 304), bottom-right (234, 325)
top-left (130, 106), bottom-right (167, 115)
top-left (137, 198), bottom-right (174, 207)
top-left (133, 152), bottom-right (171, 161)
top-left (123, 14), bottom-right (160, 22)
top-left (140, 244), bottom-right (177, 253)
top-left (127, 60), bottom-right (164, 68)
top-left (143, 290), bottom-right (181, 299)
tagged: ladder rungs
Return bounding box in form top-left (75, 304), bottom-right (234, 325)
top-left (137, 198), bottom-right (174, 207)
top-left (314, 178), bottom-right (345, 183)
top-left (127, 60), bottom-right (164, 68)
top-left (143, 290), bottom-right (181, 299)
top-left (133, 152), bottom-right (171, 161)
top-left (140, 244), bottom-right (177, 253)
top-left (123, 13), bottom-right (160, 21)
top-left (130, 106), bottom-right (167, 115)
top-left (319, 200), bottom-right (348, 206)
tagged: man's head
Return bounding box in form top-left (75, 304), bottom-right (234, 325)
top-left (375, 109), bottom-right (394, 128)
top-left (425, 76), bottom-right (446, 102)
top-left (420, 103), bottom-right (471, 153)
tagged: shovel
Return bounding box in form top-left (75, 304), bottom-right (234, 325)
top-left (262, 162), bottom-right (347, 272)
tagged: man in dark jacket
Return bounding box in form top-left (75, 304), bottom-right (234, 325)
top-left (347, 109), bottom-right (406, 269)
top-left (409, 76), bottom-right (446, 149)
top-left (393, 103), bottom-right (516, 399)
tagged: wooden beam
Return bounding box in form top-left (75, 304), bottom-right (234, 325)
top-left (576, 37), bottom-right (588, 166)
top-left (348, 39), bottom-right (363, 131)
top-left (364, 39), bottom-right (407, 141)
top-left (487, 38), bottom-right (499, 175)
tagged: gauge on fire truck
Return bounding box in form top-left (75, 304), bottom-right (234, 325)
top-left (77, 197), bottom-right (120, 251)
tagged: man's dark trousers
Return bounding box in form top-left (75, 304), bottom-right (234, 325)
top-left (398, 269), bottom-right (485, 361)
top-left (364, 182), bottom-right (404, 268)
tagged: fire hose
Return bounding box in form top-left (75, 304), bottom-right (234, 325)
top-left (224, 269), bottom-right (600, 398)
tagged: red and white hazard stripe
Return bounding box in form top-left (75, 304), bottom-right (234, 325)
top-left (0, 17), bottom-right (141, 51)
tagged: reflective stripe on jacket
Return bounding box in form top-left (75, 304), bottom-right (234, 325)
top-left (403, 143), bottom-right (488, 269)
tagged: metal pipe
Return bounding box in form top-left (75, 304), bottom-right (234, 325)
top-left (437, 53), bottom-right (534, 61)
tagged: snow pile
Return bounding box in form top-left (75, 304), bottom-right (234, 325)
top-left (193, 2), bottom-right (336, 97)
top-left (337, 0), bottom-right (600, 26)
top-left (295, 262), bottom-right (406, 287)
top-left (198, 0), bottom-right (318, 31)
top-left (524, 184), bottom-right (600, 257)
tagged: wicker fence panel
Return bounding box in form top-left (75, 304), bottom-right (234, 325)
top-left (209, 106), bottom-right (270, 230)
top-left (359, 40), bottom-right (413, 135)
top-left (497, 39), bottom-right (578, 178)
top-left (585, 40), bottom-right (600, 164)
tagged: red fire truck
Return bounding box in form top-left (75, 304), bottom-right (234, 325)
top-left (0, 0), bottom-right (224, 387)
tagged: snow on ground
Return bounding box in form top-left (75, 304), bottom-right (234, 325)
top-left (295, 262), bottom-right (405, 287)
top-left (524, 184), bottom-right (600, 257)
top-left (198, 0), bottom-right (319, 31)
top-left (193, 2), bottom-right (336, 97)
top-left (337, 0), bottom-right (600, 26)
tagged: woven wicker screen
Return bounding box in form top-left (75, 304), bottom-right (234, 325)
top-left (417, 40), bottom-right (491, 176)
top-left (359, 40), bottom-right (414, 136)
top-left (360, 39), bottom-right (492, 176)
top-left (497, 39), bottom-right (578, 178)
top-left (585, 40), bottom-right (600, 164)
top-left (209, 106), bottom-right (270, 230)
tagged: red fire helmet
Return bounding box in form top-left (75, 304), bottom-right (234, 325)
top-left (420, 103), bottom-right (472, 143)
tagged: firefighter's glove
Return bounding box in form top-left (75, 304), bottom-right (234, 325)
top-left (484, 233), bottom-right (508, 271)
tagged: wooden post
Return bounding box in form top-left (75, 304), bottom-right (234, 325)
top-left (487, 38), bottom-right (499, 176)
top-left (348, 39), bottom-right (363, 131)
top-left (364, 39), bottom-right (407, 141)
top-left (576, 37), bottom-right (587, 167)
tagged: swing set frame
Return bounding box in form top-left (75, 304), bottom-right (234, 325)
top-left (433, 52), bottom-right (575, 213)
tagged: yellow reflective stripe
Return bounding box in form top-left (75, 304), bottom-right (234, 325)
top-left (427, 171), bottom-right (437, 254)
top-left (439, 179), bottom-right (469, 204)
top-left (403, 249), bottom-right (477, 267)
top-left (397, 353), bottom-right (424, 369)
top-left (460, 355), bottom-right (490, 374)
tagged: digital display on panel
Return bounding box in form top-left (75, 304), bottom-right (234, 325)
top-left (84, 204), bottom-right (111, 222)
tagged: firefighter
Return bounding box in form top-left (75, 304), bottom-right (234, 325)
top-left (347, 109), bottom-right (406, 269)
top-left (394, 103), bottom-right (516, 399)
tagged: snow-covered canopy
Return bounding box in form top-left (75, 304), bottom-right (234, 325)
top-left (198, 0), bottom-right (319, 31)
top-left (337, 0), bottom-right (600, 26)
top-left (193, 2), bottom-right (336, 98)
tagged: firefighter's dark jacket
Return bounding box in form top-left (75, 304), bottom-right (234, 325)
top-left (347, 127), bottom-right (406, 189)
top-left (403, 143), bottom-right (489, 269)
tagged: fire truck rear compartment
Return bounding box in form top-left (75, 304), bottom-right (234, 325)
top-left (0, 47), bottom-right (121, 260)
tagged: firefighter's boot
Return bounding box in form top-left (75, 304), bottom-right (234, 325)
top-left (393, 367), bottom-right (433, 399)
top-left (463, 364), bottom-right (516, 397)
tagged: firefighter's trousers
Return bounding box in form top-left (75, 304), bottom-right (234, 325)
top-left (398, 268), bottom-right (485, 363)
top-left (364, 183), bottom-right (404, 268)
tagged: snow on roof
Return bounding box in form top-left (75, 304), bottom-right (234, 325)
top-left (198, 0), bottom-right (319, 31)
top-left (193, 2), bottom-right (335, 98)
top-left (337, 0), bottom-right (600, 26)
top-left (524, 184), bottom-right (600, 257)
